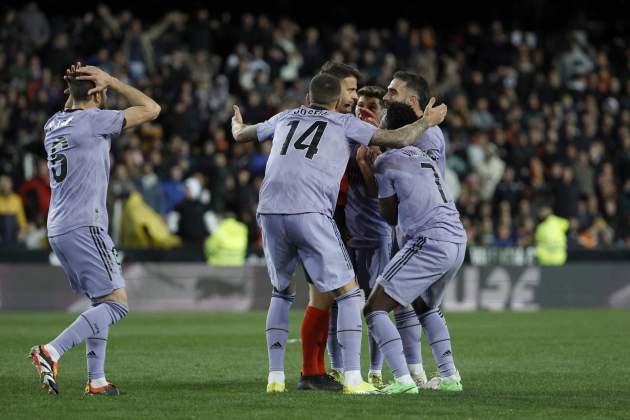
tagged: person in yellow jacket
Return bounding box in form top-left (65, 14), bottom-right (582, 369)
top-left (120, 190), bottom-right (181, 248)
top-left (204, 214), bottom-right (248, 266)
top-left (0, 175), bottom-right (28, 241)
top-left (535, 206), bottom-right (569, 265)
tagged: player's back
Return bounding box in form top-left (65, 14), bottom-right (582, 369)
top-left (374, 146), bottom-right (466, 244)
top-left (257, 105), bottom-right (376, 216)
top-left (44, 108), bottom-right (124, 236)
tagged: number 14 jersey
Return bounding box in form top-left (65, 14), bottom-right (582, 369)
top-left (374, 146), bottom-right (467, 244)
top-left (256, 105), bottom-right (377, 216)
top-left (44, 108), bottom-right (125, 236)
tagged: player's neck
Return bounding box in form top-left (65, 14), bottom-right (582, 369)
top-left (309, 103), bottom-right (334, 111)
top-left (69, 102), bottom-right (99, 111)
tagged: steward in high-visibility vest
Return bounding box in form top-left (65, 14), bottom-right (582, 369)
top-left (204, 216), bottom-right (248, 266)
top-left (535, 208), bottom-right (569, 266)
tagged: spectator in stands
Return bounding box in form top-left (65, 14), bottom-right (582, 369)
top-left (0, 175), bottom-right (27, 244)
top-left (0, 6), bottom-right (628, 252)
top-left (204, 211), bottom-right (248, 266)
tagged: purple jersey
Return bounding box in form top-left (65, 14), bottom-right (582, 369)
top-left (256, 106), bottom-right (377, 216)
top-left (44, 108), bottom-right (124, 236)
top-left (374, 146), bottom-right (467, 244)
top-left (345, 145), bottom-right (391, 248)
top-left (414, 126), bottom-right (446, 177)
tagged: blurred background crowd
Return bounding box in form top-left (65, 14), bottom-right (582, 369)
top-left (1, 3), bottom-right (629, 256)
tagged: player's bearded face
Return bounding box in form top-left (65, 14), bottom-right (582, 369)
top-left (337, 77), bottom-right (358, 114)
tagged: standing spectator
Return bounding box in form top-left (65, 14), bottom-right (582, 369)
top-left (0, 175), bottom-right (27, 243)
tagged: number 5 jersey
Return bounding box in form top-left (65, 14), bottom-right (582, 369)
top-left (44, 108), bottom-right (125, 237)
top-left (255, 105), bottom-right (377, 216)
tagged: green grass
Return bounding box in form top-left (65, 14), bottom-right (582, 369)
top-left (1, 310), bottom-right (629, 419)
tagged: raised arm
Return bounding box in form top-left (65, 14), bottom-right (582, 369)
top-left (231, 105), bottom-right (260, 143)
top-left (370, 97), bottom-right (447, 148)
top-left (76, 65), bottom-right (161, 130)
top-left (355, 146), bottom-right (381, 197)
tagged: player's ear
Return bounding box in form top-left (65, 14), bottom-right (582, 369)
top-left (305, 93), bottom-right (311, 106)
top-left (335, 97), bottom-right (341, 110)
top-left (91, 91), bottom-right (101, 106)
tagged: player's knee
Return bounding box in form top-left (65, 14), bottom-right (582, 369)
top-left (103, 300), bottom-right (129, 323)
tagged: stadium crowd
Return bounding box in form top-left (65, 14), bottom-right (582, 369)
top-left (1, 4), bottom-right (629, 253)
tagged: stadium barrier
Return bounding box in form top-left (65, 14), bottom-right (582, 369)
top-left (1, 256), bottom-right (629, 311)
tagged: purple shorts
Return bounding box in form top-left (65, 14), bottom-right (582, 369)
top-left (257, 213), bottom-right (355, 293)
top-left (49, 226), bottom-right (125, 300)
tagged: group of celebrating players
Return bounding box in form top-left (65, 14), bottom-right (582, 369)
top-left (232, 61), bottom-right (466, 395)
top-left (29, 59), bottom-right (466, 397)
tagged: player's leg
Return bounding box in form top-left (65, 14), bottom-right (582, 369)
top-left (352, 246), bottom-right (384, 387)
top-left (294, 213), bottom-right (377, 395)
top-left (258, 214), bottom-right (299, 393)
top-left (394, 305), bottom-right (426, 385)
top-left (297, 281), bottom-right (339, 390)
top-left (413, 242), bottom-right (466, 392)
top-left (32, 228), bottom-right (128, 395)
top-left (364, 286), bottom-right (417, 394)
top-left (366, 236), bottom-right (452, 394)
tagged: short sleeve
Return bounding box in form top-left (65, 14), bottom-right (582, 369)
top-left (344, 115), bottom-right (378, 146)
top-left (256, 111), bottom-right (285, 142)
top-left (414, 127), bottom-right (443, 162)
top-left (91, 109), bottom-right (125, 137)
top-left (373, 154), bottom-right (396, 199)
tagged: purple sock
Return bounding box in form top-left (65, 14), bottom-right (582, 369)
top-left (86, 326), bottom-right (108, 380)
top-left (266, 290), bottom-right (295, 372)
top-left (327, 301), bottom-right (343, 370)
top-left (394, 306), bottom-right (422, 365)
top-left (366, 310), bottom-right (409, 379)
top-left (49, 301), bottom-right (128, 358)
top-left (368, 330), bottom-right (384, 371)
top-left (335, 288), bottom-right (363, 372)
top-left (419, 308), bottom-right (456, 377)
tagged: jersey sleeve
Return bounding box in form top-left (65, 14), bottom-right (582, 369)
top-left (344, 115), bottom-right (378, 146)
top-left (255, 111), bottom-right (286, 142)
top-left (91, 109), bottom-right (125, 137)
top-left (414, 127), bottom-right (443, 162)
top-left (373, 154), bottom-right (396, 199)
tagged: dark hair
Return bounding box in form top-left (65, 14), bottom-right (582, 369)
top-left (382, 101), bottom-right (418, 130)
top-left (68, 79), bottom-right (96, 102)
top-left (309, 73), bottom-right (341, 105)
top-left (357, 85), bottom-right (386, 104)
top-left (319, 60), bottom-right (362, 82)
top-left (393, 70), bottom-right (430, 108)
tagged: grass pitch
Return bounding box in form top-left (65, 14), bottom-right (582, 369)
top-left (1, 309), bottom-right (629, 419)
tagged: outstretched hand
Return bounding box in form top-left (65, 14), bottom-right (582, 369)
top-left (421, 97), bottom-right (448, 127)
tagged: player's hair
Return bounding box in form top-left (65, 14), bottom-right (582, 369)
top-left (68, 78), bottom-right (96, 102)
top-left (357, 85), bottom-right (386, 104)
top-left (382, 101), bottom-right (418, 130)
top-left (393, 70), bottom-right (430, 108)
top-left (319, 61), bottom-right (362, 82)
top-left (309, 73), bottom-right (341, 106)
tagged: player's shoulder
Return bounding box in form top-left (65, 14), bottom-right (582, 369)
top-left (417, 125), bottom-right (445, 146)
top-left (286, 106), bottom-right (345, 124)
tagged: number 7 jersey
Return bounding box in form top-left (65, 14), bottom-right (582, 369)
top-left (374, 146), bottom-right (467, 244)
top-left (256, 105), bottom-right (377, 216)
top-left (43, 108), bottom-right (125, 236)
